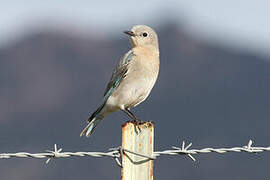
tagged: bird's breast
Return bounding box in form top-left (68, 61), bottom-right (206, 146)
top-left (107, 48), bottom-right (159, 109)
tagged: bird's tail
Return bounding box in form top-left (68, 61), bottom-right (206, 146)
top-left (80, 105), bottom-right (104, 137)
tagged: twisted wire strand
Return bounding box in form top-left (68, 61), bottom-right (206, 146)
top-left (0, 140), bottom-right (269, 165)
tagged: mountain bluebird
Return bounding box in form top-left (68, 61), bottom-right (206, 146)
top-left (80, 25), bottom-right (160, 137)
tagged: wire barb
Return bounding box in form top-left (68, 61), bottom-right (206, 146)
top-left (46, 144), bottom-right (63, 164)
top-left (109, 146), bottom-right (123, 167)
top-left (171, 141), bottom-right (196, 161)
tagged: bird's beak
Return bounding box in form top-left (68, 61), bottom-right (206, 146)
top-left (124, 31), bottom-right (136, 36)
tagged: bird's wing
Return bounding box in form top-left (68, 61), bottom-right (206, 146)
top-left (103, 50), bottom-right (135, 99)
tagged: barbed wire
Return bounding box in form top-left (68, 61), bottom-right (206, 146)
top-left (0, 140), bottom-right (269, 167)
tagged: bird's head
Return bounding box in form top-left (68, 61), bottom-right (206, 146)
top-left (124, 25), bottom-right (159, 50)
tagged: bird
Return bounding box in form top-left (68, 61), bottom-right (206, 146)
top-left (80, 25), bottom-right (160, 137)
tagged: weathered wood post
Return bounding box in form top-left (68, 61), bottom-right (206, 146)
top-left (121, 121), bottom-right (154, 180)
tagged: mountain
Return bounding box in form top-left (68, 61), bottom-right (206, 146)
top-left (0, 23), bottom-right (269, 180)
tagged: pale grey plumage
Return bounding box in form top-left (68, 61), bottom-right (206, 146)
top-left (80, 25), bottom-right (160, 137)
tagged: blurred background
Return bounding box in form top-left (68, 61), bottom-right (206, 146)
top-left (0, 0), bottom-right (269, 179)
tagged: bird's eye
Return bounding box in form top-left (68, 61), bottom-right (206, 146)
top-left (142, 32), bottom-right (148, 37)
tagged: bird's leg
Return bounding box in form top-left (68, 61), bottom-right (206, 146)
top-left (122, 108), bottom-right (142, 133)
top-left (123, 108), bottom-right (142, 122)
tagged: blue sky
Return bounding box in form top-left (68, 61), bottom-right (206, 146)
top-left (0, 0), bottom-right (270, 57)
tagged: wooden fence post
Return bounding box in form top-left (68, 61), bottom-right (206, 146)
top-left (121, 121), bottom-right (154, 180)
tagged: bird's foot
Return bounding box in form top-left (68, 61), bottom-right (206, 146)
top-left (131, 118), bottom-right (143, 124)
top-left (132, 119), bottom-right (143, 133)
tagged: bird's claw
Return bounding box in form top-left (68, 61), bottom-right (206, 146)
top-left (132, 119), bottom-right (142, 133)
